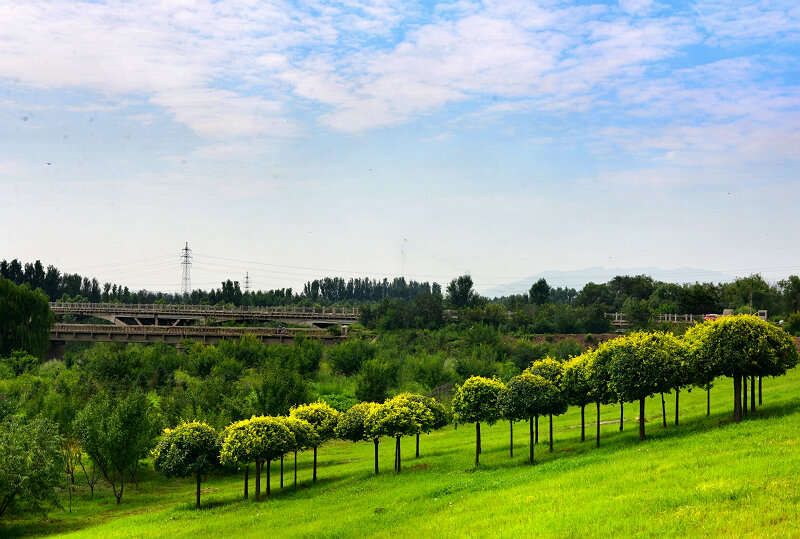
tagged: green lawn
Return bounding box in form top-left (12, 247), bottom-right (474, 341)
top-left (4, 369), bottom-right (800, 538)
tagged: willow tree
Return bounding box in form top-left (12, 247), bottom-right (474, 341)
top-left (152, 421), bottom-right (218, 509)
top-left (290, 401), bottom-right (340, 482)
top-left (452, 376), bottom-right (505, 466)
top-left (0, 277), bottom-right (54, 358)
top-left (499, 373), bottom-right (557, 464)
top-left (608, 332), bottom-right (680, 440)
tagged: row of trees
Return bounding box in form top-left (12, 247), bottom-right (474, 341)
top-left (452, 315), bottom-right (799, 465)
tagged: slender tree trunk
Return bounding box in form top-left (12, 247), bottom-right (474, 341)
top-left (675, 387), bottom-right (680, 426)
top-left (115, 469), bottom-right (124, 505)
top-left (639, 397), bottom-right (646, 440)
top-left (733, 375), bottom-right (742, 422)
top-left (759, 377), bottom-right (762, 405)
top-left (196, 474), bottom-right (201, 509)
top-left (596, 401), bottom-right (601, 448)
top-left (751, 376), bottom-right (756, 412)
top-left (280, 456), bottom-right (284, 489)
top-left (476, 422), bottom-right (481, 466)
top-left (244, 465), bottom-right (249, 500)
top-left (580, 405), bottom-right (585, 442)
top-left (620, 401), bottom-right (624, 431)
top-left (743, 375), bottom-right (748, 417)
top-left (707, 387), bottom-right (711, 416)
top-left (416, 433), bottom-right (420, 458)
top-left (266, 461), bottom-right (271, 496)
top-left (374, 439), bottom-right (379, 474)
top-left (535, 416), bottom-right (539, 444)
top-left (510, 421), bottom-right (514, 457)
top-left (293, 451), bottom-right (298, 488)
top-left (255, 461), bottom-right (261, 500)
top-left (313, 446), bottom-right (318, 483)
top-left (396, 436), bottom-right (402, 473)
top-left (549, 414), bottom-right (553, 453)
top-left (529, 417), bottom-right (534, 463)
top-left (394, 438), bottom-right (398, 470)
top-left (660, 393), bottom-right (667, 427)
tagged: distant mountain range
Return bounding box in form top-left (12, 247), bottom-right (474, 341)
top-left (481, 267), bottom-right (736, 299)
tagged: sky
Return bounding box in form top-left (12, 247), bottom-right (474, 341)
top-left (1, 0), bottom-right (799, 296)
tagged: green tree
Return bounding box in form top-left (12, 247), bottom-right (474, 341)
top-left (529, 278), bottom-right (551, 306)
top-left (152, 421), bottom-right (218, 509)
top-left (393, 393), bottom-right (447, 458)
top-left (247, 416), bottom-right (294, 498)
top-left (585, 346), bottom-right (615, 446)
top-left (686, 315), bottom-right (799, 422)
top-left (778, 275), bottom-right (800, 314)
top-left (281, 416), bottom-right (318, 487)
top-left (0, 416), bottom-right (64, 517)
top-left (73, 390), bottom-right (155, 504)
top-left (561, 354), bottom-right (593, 442)
top-left (289, 401), bottom-right (340, 482)
top-left (368, 396), bottom-right (430, 472)
top-left (499, 373), bottom-right (559, 463)
top-left (452, 376), bottom-right (506, 466)
top-left (608, 331), bottom-right (680, 439)
top-left (524, 357), bottom-right (565, 451)
top-left (355, 358), bottom-right (396, 403)
top-left (0, 276), bottom-right (54, 358)
top-left (446, 275), bottom-right (475, 309)
top-left (219, 419), bottom-right (256, 500)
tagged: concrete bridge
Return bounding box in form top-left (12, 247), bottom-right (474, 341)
top-left (50, 302), bottom-right (359, 328)
top-left (46, 323), bottom-right (345, 358)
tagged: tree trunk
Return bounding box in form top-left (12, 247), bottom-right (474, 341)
top-left (639, 398), bottom-right (646, 440)
top-left (255, 461), bottom-right (261, 500)
top-left (707, 387), bottom-right (710, 416)
top-left (396, 436), bottom-right (402, 473)
top-left (313, 446), bottom-right (318, 483)
top-left (675, 387), bottom-right (680, 426)
top-left (535, 416), bottom-right (539, 443)
top-left (580, 405), bottom-right (585, 442)
top-left (596, 401), bottom-right (601, 448)
top-left (529, 417), bottom-right (534, 464)
top-left (660, 393), bottom-right (667, 427)
top-left (549, 414), bottom-right (553, 453)
top-left (416, 433), bottom-right (420, 458)
top-left (759, 377), bottom-right (762, 405)
top-left (510, 421), bottom-right (514, 457)
top-left (266, 460), bottom-right (271, 496)
top-left (476, 422), bottom-right (481, 466)
top-left (751, 376), bottom-right (755, 412)
top-left (280, 456), bottom-right (284, 489)
top-left (620, 401), bottom-right (624, 431)
top-left (196, 474), bottom-right (201, 509)
top-left (294, 451), bottom-right (298, 488)
top-left (733, 375), bottom-right (742, 422)
top-left (115, 469), bottom-right (124, 505)
top-left (374, 439), bottom-right (379, 474)
top-left (244, 465), bottom-right (249, 500)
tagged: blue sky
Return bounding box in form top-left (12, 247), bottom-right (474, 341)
top-left (1, 0), bottom-right (799, 295)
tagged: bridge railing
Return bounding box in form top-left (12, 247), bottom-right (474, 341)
top-left (51, 323), bottom-right (329, 337)
top-left (49, 302), bottom-right (359, 318)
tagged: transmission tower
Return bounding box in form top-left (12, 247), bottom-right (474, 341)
top-left (181, 242), bottom-right (192, 296)
top-left (244, 272), bottom-right (251, 293)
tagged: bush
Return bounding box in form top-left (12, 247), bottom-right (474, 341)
top-left (328, 339), bottom-right (377, 376)
top-left (355, 359), bottom-right (396, 403)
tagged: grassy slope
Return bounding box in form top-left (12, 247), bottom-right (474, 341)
top-left (4, 369), bottom-right (800, 538)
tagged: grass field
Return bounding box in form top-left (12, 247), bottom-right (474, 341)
top-left (3, 368), bottom-right (800, 538)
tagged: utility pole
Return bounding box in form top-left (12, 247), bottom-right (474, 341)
top-left (181, 242), bottom-right (192, 297)
top-left (245, 272), bottom-right (251, 293)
